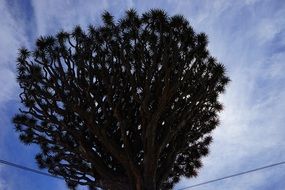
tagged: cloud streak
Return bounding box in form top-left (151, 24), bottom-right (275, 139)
top-left (171, 0), bottom-right (285, 189)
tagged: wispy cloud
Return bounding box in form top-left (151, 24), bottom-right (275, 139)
top-left (172, 0), bottom-right (285, 189)
top-left (0, 1), bottom-right (28, 104)
top-left (31, 0), bottom-right (117, 36)
top-left (0, 174), bottom-right (7, 190)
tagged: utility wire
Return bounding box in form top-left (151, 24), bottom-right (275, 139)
top-left (1, 159), bottom-right (285, 188)
top-left (177, 161), bottom-right (285, 190)
top-left (0, 159), bottom-right (63, 180)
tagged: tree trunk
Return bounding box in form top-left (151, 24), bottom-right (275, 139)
top-left (143, 161), bottom-right (157, 190)
top-left (141, 182), bottom-right (156, 190)
top-left (143, 152), bottom-right (157, 190)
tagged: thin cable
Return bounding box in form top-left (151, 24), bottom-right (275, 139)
top-left (177, 161), bottom-right (285, 190)
top-left (1, 159), bottom-right (285, 188)
top-left (0, 159), bottom-right (64, 180)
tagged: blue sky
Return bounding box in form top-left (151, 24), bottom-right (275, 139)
top-left (0, 0), bottom-right (285, 189)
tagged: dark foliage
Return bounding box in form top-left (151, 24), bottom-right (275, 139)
top-left (13, 9), bottom-right (229, 190)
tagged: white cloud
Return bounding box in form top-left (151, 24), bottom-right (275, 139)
top-left (171, 0), bottom-right (285, 189)
top-left (30, 0), bottom-right (139, 38)
top-left (264, 51), bottom-right (285, 81)
top-left (0, 1), bottom-right (30, 189)
top-left (0, 69), bottom-right (18, 103)
top-left (0, 175), bottom-right (7, 190)
top-left (245, 0), bottom-right (261, 5)
top-left (255, 14), bottom-right (285, 45)
top-left (0, 1), bottom-right (28, 104)
top-left (31, 0), bottom-right (110, 35)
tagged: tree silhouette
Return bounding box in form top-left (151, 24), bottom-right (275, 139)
top-left (13, 9), bottom-right (229, 190)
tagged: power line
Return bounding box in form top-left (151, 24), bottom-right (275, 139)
top-left (177, 161), bottom-right (285, 190)
top-left (0, 159), bottom-right (64, 180)
top-left (1, 159), bottom-right (285, 188)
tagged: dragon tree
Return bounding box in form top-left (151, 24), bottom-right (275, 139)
top-left (13, 9), bottom-right (229, 190)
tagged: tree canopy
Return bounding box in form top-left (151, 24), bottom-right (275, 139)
top-left (13, 9), bottom-right (229, 190)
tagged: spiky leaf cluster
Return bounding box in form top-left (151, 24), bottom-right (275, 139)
top-left (13, 9), bottom-right (229, 190)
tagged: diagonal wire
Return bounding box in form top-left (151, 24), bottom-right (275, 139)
top-left (0, 159), bottom-right (64, 180)
top-left (1, 158), bottom-right (285, 189)
top-left (177, 161), bottom-right (285, 190)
